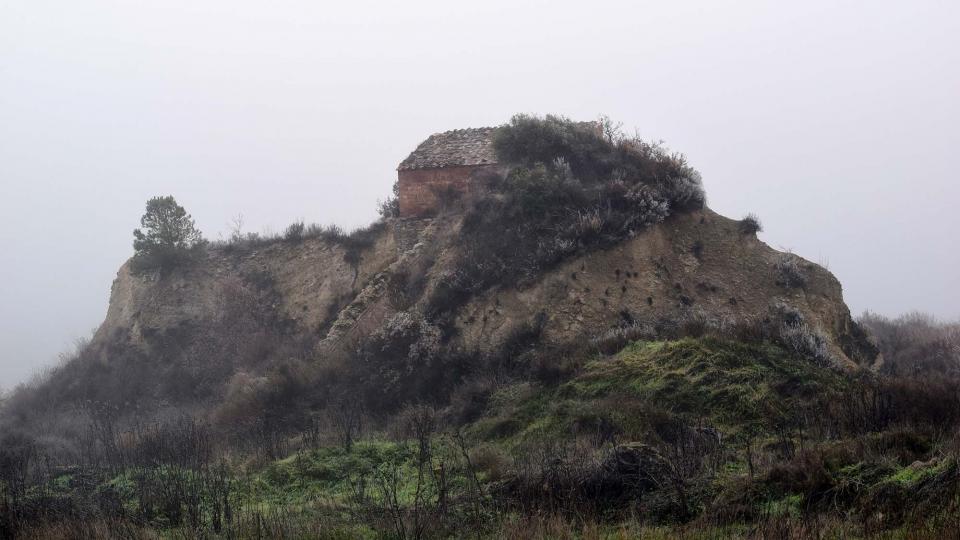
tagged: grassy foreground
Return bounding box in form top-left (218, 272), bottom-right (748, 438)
top-left (5, 338), bottom-right (960, 538)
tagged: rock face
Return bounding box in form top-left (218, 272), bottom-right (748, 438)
top-left (450, 208), bottom-right (871, 366)
top-left (93, 229), bottom-right (398, 350)
top-left (92, 206), bottom-right (875, 373)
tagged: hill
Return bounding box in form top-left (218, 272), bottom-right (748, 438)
top-left (3, 115), bottom-right (957, 539)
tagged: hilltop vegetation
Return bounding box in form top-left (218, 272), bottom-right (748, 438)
top-left (430, 115), bottom-right (705, 315)
top-left (2, 115), bottom-right (954, 538)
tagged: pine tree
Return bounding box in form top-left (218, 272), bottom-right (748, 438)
top-left (132, 196), bottom-right (203, 270)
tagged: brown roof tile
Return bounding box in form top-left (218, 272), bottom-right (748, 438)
top-left (398, 127), bottom-right (498, 170)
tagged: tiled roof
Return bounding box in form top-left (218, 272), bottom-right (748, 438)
top-left (397, 127), bottom-right (498, 171)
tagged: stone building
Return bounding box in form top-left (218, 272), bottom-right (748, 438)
top-left (396, 127), bottom-right (503, 218)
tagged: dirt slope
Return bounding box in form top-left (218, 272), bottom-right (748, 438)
top-left (92, 207), bottom-right (874, 371)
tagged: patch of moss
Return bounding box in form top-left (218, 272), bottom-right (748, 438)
top-left (475, 337), bottom-right (847, 449)
top-left (887, 458), bottom-right (949, 487)
top-left (764, 493), bottom-right (804, 518)
top-left (249, 440), bottom-right (414, 506)
top-left (574, 338), bottom-right (845, 434)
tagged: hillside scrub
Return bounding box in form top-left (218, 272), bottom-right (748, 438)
top-left (471, 338), bottom-right (848, 449)
top-left (859, 311), bottom-right (960, 376)
top-left (216, 220), bottom-right (386, 269)
top-left (5, 334), bottom-right (960, 538)
top-left (428, 114), bottom-right (705, 317)
top-left (3, 113), bottom-right (957, 537)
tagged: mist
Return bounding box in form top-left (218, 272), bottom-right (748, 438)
top-left (1, 0), bottom-right (958, 388)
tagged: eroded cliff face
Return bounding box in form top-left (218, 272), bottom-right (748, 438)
top-left (91, 207), bottom-right (875, 374)
top-left (94, 227), bottom-right (398, 349)
top-left (449, 208), bottom-right (871, 366)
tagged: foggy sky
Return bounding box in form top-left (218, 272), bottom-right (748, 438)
top-left (1, 0), bottom-right (958, 388)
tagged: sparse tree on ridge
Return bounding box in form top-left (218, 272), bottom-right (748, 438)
top-left (132, 195), bottom-right (203, 270)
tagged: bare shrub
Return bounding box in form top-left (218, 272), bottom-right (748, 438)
top-left (659, 172), bottom-right (706, 211)
top-left (394, 405), bottom-right (440, 461)
top-left (591, 323), bottom-right (656, 355)
top-left (779, 323), bottom-right (834, 367)
top-left (739, 213), bottom-right (762, 235)
top-left (627, 184), bottom-right (671, 225)
top-left (328, 394), bottom-right (365, 452)
top-left (775, 255), bottom-right (807, 288)
top-left (469, 444), bottom-right (511, 482)
top-left (283, 220), bottom-right (305, 242)
top-left (769, 303), bottom-right (836, 367)
top-left (859, 311), bottom-right (960, 376)
top-left (354, 312), bottom-right (449, 411)
top-left (674, 308), bottom-right (736, 338)
top-left (318, 224), bottom-right (346, 242)
top-left (444, 376), bottom-right (498, 424)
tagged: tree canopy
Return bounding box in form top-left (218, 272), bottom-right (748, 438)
top-left (132, 196), bottom-right (203, 270)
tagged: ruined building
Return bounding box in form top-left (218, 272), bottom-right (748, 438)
top-left (396, 127), bottom-right (503, 218)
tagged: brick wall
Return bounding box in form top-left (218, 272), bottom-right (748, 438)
top-left (397, 165), bottom-right (500, 218)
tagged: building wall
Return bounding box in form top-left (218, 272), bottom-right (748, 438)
top-left (397, 165), bottom-right (500, 218)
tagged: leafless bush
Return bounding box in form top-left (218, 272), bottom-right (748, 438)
top-left (328, 394), bottom-right (365, 452)
top-left (674, 308), bottom-right (736, 338)
top-left (120, 416), bottom-right (214, 469)
top-left (591, 323), bottom-right (656, 355)
top-left (859, 311), bottom-right (960, 376)
top-left (660, 172), bottom-right (706, 211)
top-left (353, 312), bottom-right (452, 411)
top-left (775, 255), bottom-right (807, 288)
top-left (444, 376), bottom-right (498, 424)
top-left (317, 223), bottom-right (346, 242)
top-left (283, 220), bottom-right (305, 242)
top-left (779, 323), bottom-right (833, 367)
top-left (648, 417), bottom-right (723, 519)
top-left (769, 303), bottom-right (836, 367)
top-left (626, 184), bottom-right (671, 225)
top-left (502, 433), bottom-right (714, 518)
top-left (739, 213), bottom-right (762, 235)
top-left (469, 444), bottom-right (511, 482)
top-left (573, 208), bottom-right (605, 240)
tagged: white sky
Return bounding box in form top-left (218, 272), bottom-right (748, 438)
top-left (1, 0), bottom-right (958, 388)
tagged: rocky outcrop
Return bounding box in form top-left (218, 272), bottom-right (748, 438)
top-left (450, 208), bottom-right (871, 366)
top-left (92, 206), bottom-right (875, 370)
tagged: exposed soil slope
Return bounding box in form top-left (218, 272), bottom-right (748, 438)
top-left (91, 206), bottom-right (874, 379)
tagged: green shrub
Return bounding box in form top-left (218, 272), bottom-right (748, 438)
top-left (378, 182), bottom-right (400, 219)
top-left (492, 114), bottom-right (705, 211)
top-left (131, 196), bottom-right (204, 271)
top-left (133, 196), bottom-right (203, 252)
top-left (492, 114), bottom-right (614, 181)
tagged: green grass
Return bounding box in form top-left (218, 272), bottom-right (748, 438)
top-left (13, 337), bottom-right (956, 538)
top-left (473, 337), bottom-right (848, 449)
top-left (886, 457), bottom-right (952, 487)
top-left (250, 440), bottom-right (411, 505)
